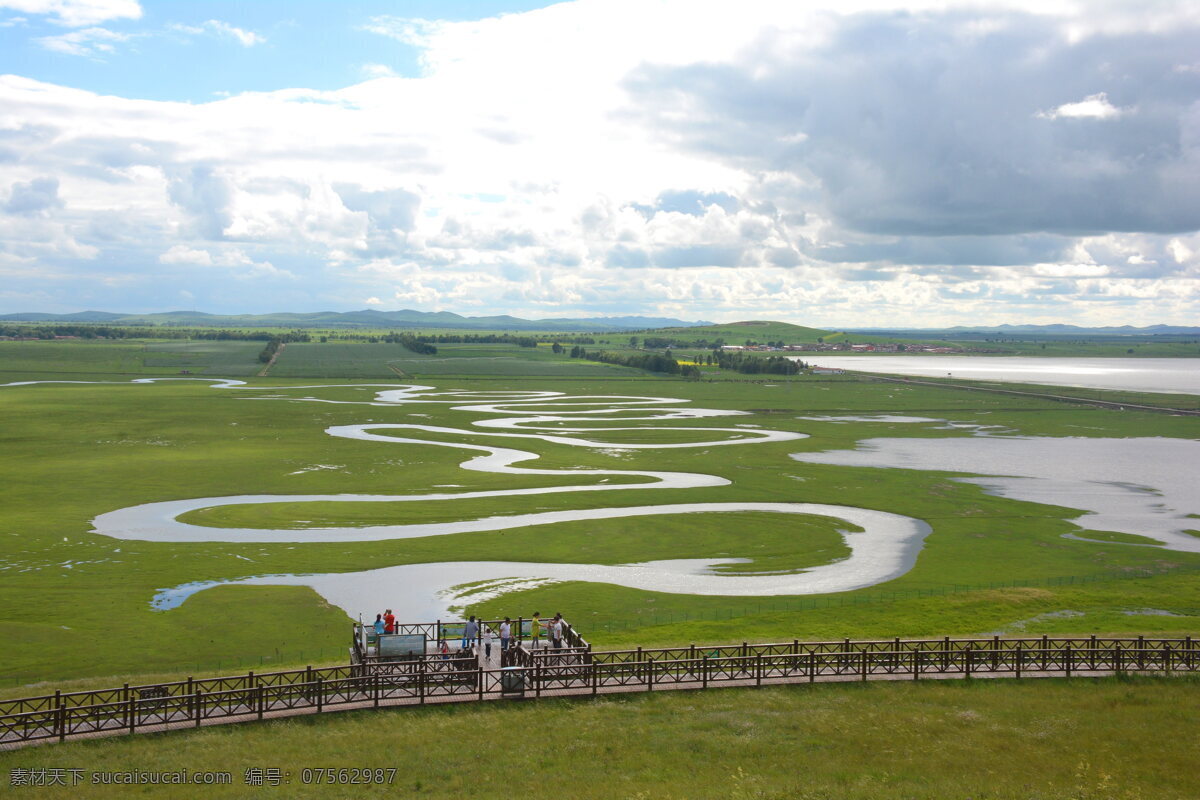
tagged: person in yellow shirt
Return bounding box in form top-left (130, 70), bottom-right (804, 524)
top-left (529, 612), bottom-right (542, 649)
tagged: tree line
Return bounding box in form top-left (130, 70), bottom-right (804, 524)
top-left (0, 324), bottom-right (313, 342)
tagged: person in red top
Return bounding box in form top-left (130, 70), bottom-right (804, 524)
top-left (383, 609), bottom-right (396, 634)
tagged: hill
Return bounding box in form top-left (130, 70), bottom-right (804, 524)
top-left (0, 309), bottom-right (714, 332)
top-left (636, 319), bottom-right (835, 343)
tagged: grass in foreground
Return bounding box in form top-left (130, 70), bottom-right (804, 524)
top-left (1, 675), bottom-right (1196, 799)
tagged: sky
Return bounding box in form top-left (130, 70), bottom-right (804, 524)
top-left (1, 0), bottom-right (1198, 327)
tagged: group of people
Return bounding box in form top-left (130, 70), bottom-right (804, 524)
top-left (370, 610), bottom-right (569, 658)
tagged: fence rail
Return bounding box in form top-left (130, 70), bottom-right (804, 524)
top-left (2, 635), bottom-right (1195, 749)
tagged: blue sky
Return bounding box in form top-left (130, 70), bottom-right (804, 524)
top-left (1, 0), bottom-right (1198, 326)
top-left (0, 1), bottom-right (555, 100)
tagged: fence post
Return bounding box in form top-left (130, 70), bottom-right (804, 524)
top-left (756, 654), bottom-right (763, 687)
top-left (316, 678), bottom-right (324, 713)
top-left (992, 636), bottom-right (1000, 671)
top-left (592, 660), bottom-right (599, 696)
top-left (942, 637), bottom-right (950, 671)
top-left (1115, 644), bottom-right (1123, 674)
top-left (419, 662), bottom-right (426, 705)
top-left (965, 647), bottom-right (973, 678)
top-left (912, 648), bottom-right (919, 680)
top-left (1137, 635), bottom-right (1145, 670)
top-left (1015, 644), bottom-right (1022, 679)
top-left (1089, 635), bottom-right (1097, 670)
top-left (257, 684), bottom-right (264, 721)
top-left (702, 656), bottom-right (709, 689)
top-left (860, 650), bottom-right (868, 681)
top-left (1186, 636), bottom-right (1194, 670)
top-left (1064, 646), bottom-right (1072, 678)
top-left (1041, 635), bottom-right (1049, 671)
top-left (373, 673), bottom-right (380, 708)
top-left (1164, 644), bottom-right (1172, 673)
top-left (194, 690), bottom-right (202, 727)
top-left (535, 661), bottom-right (542, 699)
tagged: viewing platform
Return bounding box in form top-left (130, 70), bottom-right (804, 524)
top-left (352, 617), bottom-right (591, 692)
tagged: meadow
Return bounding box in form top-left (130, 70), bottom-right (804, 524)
top-left (1, 676), bottom-right (1197, 799)
top-left (267, 341), bottom-right (643, 378)
top-left (0, 339), bottom-right (263, 378)
top-left (1, 338), bottom-right (1197, 797)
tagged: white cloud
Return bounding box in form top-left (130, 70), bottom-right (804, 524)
top-left (0, 0), bottom-right (140, 27)
top-left (1036, 92), bottom-right (1125, 120)
top-left (37, 25), bottom-right (130, 56)
top-left (171, 19), bottom-right (264, 47)
top-left (360, 63), bottom-right (398, 80)
top-left (158, 245), bottom-right (213, 265)
top-left (1, 1), bottom-right (1198, 325)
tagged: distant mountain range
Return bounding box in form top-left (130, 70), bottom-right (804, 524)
top-left (847, 324), bottom-right (1200, 336)
top-left (0, 309), bottom-right (714, 332)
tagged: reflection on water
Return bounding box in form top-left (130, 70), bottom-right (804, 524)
top-left (799, 356), bottom-right (1200, 395)
top-left (793, 436), bottom-right (1200, 552)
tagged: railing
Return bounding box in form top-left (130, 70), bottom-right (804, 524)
top-left (3, 636), bottom-right (1195, 748)
top-left (354, 617), bottom-right (588, 662)
top-left (585, 635), bottom-right (1187, 666)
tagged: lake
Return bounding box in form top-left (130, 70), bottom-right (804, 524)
top-left (796, 356), bottom-right (1200, 395)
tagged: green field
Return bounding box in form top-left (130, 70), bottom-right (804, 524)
top-left (1, 340), bottom-right (1197, 797)
top-left (0, 364), bottom-right (1196, 682)
top-left (0, 339), bottom-right (263, 378)
top-left (2, 675), bottom-right (1197, 799)
top-left (266, 341), bottom-right (644, 378)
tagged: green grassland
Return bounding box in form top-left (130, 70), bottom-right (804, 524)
top-left (0, 367), bottom-right (1197, 685)
top-left (1, 676), bottom-right (1197, 799)
top-left (0, 339), bottom-right (264, 378)
top-left (2, 341), bottom-right (1198, 797)
top-left (266, 341), bottom-right (644, 378)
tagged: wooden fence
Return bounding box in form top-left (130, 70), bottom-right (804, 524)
top-left (2, 635), bottom-right (1195, 749)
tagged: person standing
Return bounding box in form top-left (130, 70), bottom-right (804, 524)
top-left (499, 618), bottom-right (512, 652)
top-left (482, 625), bottom-right (494, 659)
top-left (462, 616), bottom-right (479, 651)
top-left (530, 612), bottom-right (542, 650)
top-left (373, 614), bottom-right (385, 636)
top-left (383, 609), bottom-right (396, 635)
top-left (550, 613), bottom-right (565, 649)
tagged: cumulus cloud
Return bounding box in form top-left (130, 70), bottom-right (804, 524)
top-left (1036, 92), bottom-right (1126, 120)
top-left (4, 176), bottom-right (61, 215)
top-left (1, 1), bottom-right (1198, 325)
top-left (624, 9), bottom-right (1200, 238)
top-left (158, 245), bottom-right (212, 265)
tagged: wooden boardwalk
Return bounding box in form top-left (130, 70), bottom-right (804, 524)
top-left (2, 634), bottom-right (1196, 749)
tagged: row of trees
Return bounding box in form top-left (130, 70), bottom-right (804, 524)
top-left (714, 349), bottom-right (805, 375)
top-left (634, 336), bottom-right (727, 349)
top-left (257, 338), bottom-right (282, 363)
top-left (416, 333), bottom-right (599, 345)
top-left (389, 334), bottom-right (436, 354)
top-left (568, 346), bottom-right (681, 374)
top-left (0, 324), bottom-right (314, 342)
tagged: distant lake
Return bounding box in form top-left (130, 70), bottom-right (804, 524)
top-left (798, 356), bottom-right (1200, 396)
